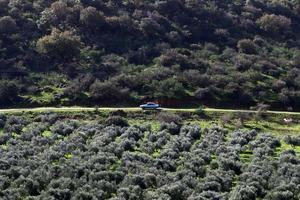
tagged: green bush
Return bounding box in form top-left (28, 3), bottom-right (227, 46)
top-left (36, 29), bottom-right (81, 61)
top-left (157, 112), bottom-right (182, 125)
top-left (237, 39), bottom-right (258, 54)
top-left (105, 116), bottom-right (129, 127)
top-left (257, 14), bottom-right (291, 34)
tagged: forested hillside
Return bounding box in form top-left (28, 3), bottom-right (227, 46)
top-left (1, 0), bottom-right (300, 109)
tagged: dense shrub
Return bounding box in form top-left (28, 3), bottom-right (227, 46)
top-left (105, 116), bottom-right (129, 127)
top-left (4, 116), bottom-right (28, 134)
top-left (34, 113), bottom-right (59, 124)
top-left (89, 80), bottom-right (129, 104)
top-left (80, 6), bottom-right (105, 29)
top-left (36, 29), bottom-right (81, 61)
top-left (52, 120), bottom-right (79, 136)
top-left (257, 14), bottom-right (291, 34)
top-left (284, 135), bottom-right (300, 147)
top-left (237, 39), bottom-right (258, 54)
top-left (0, 0), bottom-right (299, 109)
top-left (109, 110), bottom-right (127, 117)
top-left (157, 112), bottom-right (182, 125)
top-left (0, 80), bottom-right (19, 106)
top-left (160, 122), bottom-right (181, 135)
top-left (0, 16), bottom-right (17, 34)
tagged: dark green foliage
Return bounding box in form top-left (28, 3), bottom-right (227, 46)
top-left (160, 122), bottom-right (181, 135)
top-left (284, 135), bottom-right (300, 147)
top-left (0, 0), bottom-right (299, 109)
top-left (152, 78), bottom-right (187, 100)
top-left (157, 112), bottom-right (182, 125)
top-left (0, 16), bottom-right (17, 34)
top-left (80, 6), bottom-right (105, 29)
top-left (36, 29), bottom-right (81, 61)
top-left (105, 116), bottom-right (129, 127)
top-left (109, 110), bottom-right (127, 117)
top-left (257, 14), bottom-right (291, 34)
top-left (4, 116), bottom-right (28, 134)
top-left (52, 120), bottom-right (79, 136)
top-left (237, 39), bottom-right (258, 54)
top-left (89, 80), bottom-right (129, 104)
top-left (0, 80), bottom-right (19, 106)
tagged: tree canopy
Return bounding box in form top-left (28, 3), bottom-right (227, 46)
top-left (0, 0), bottom-right (300, 109)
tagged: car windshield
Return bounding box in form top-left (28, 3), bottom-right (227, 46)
top-left (147, 102), bottom-right (155, 105)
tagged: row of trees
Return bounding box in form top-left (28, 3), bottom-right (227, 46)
top-left (0, 112), bottom-right (299, 199)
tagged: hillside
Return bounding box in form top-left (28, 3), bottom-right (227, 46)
top-left (0, 0), bottom-right (300, 109)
